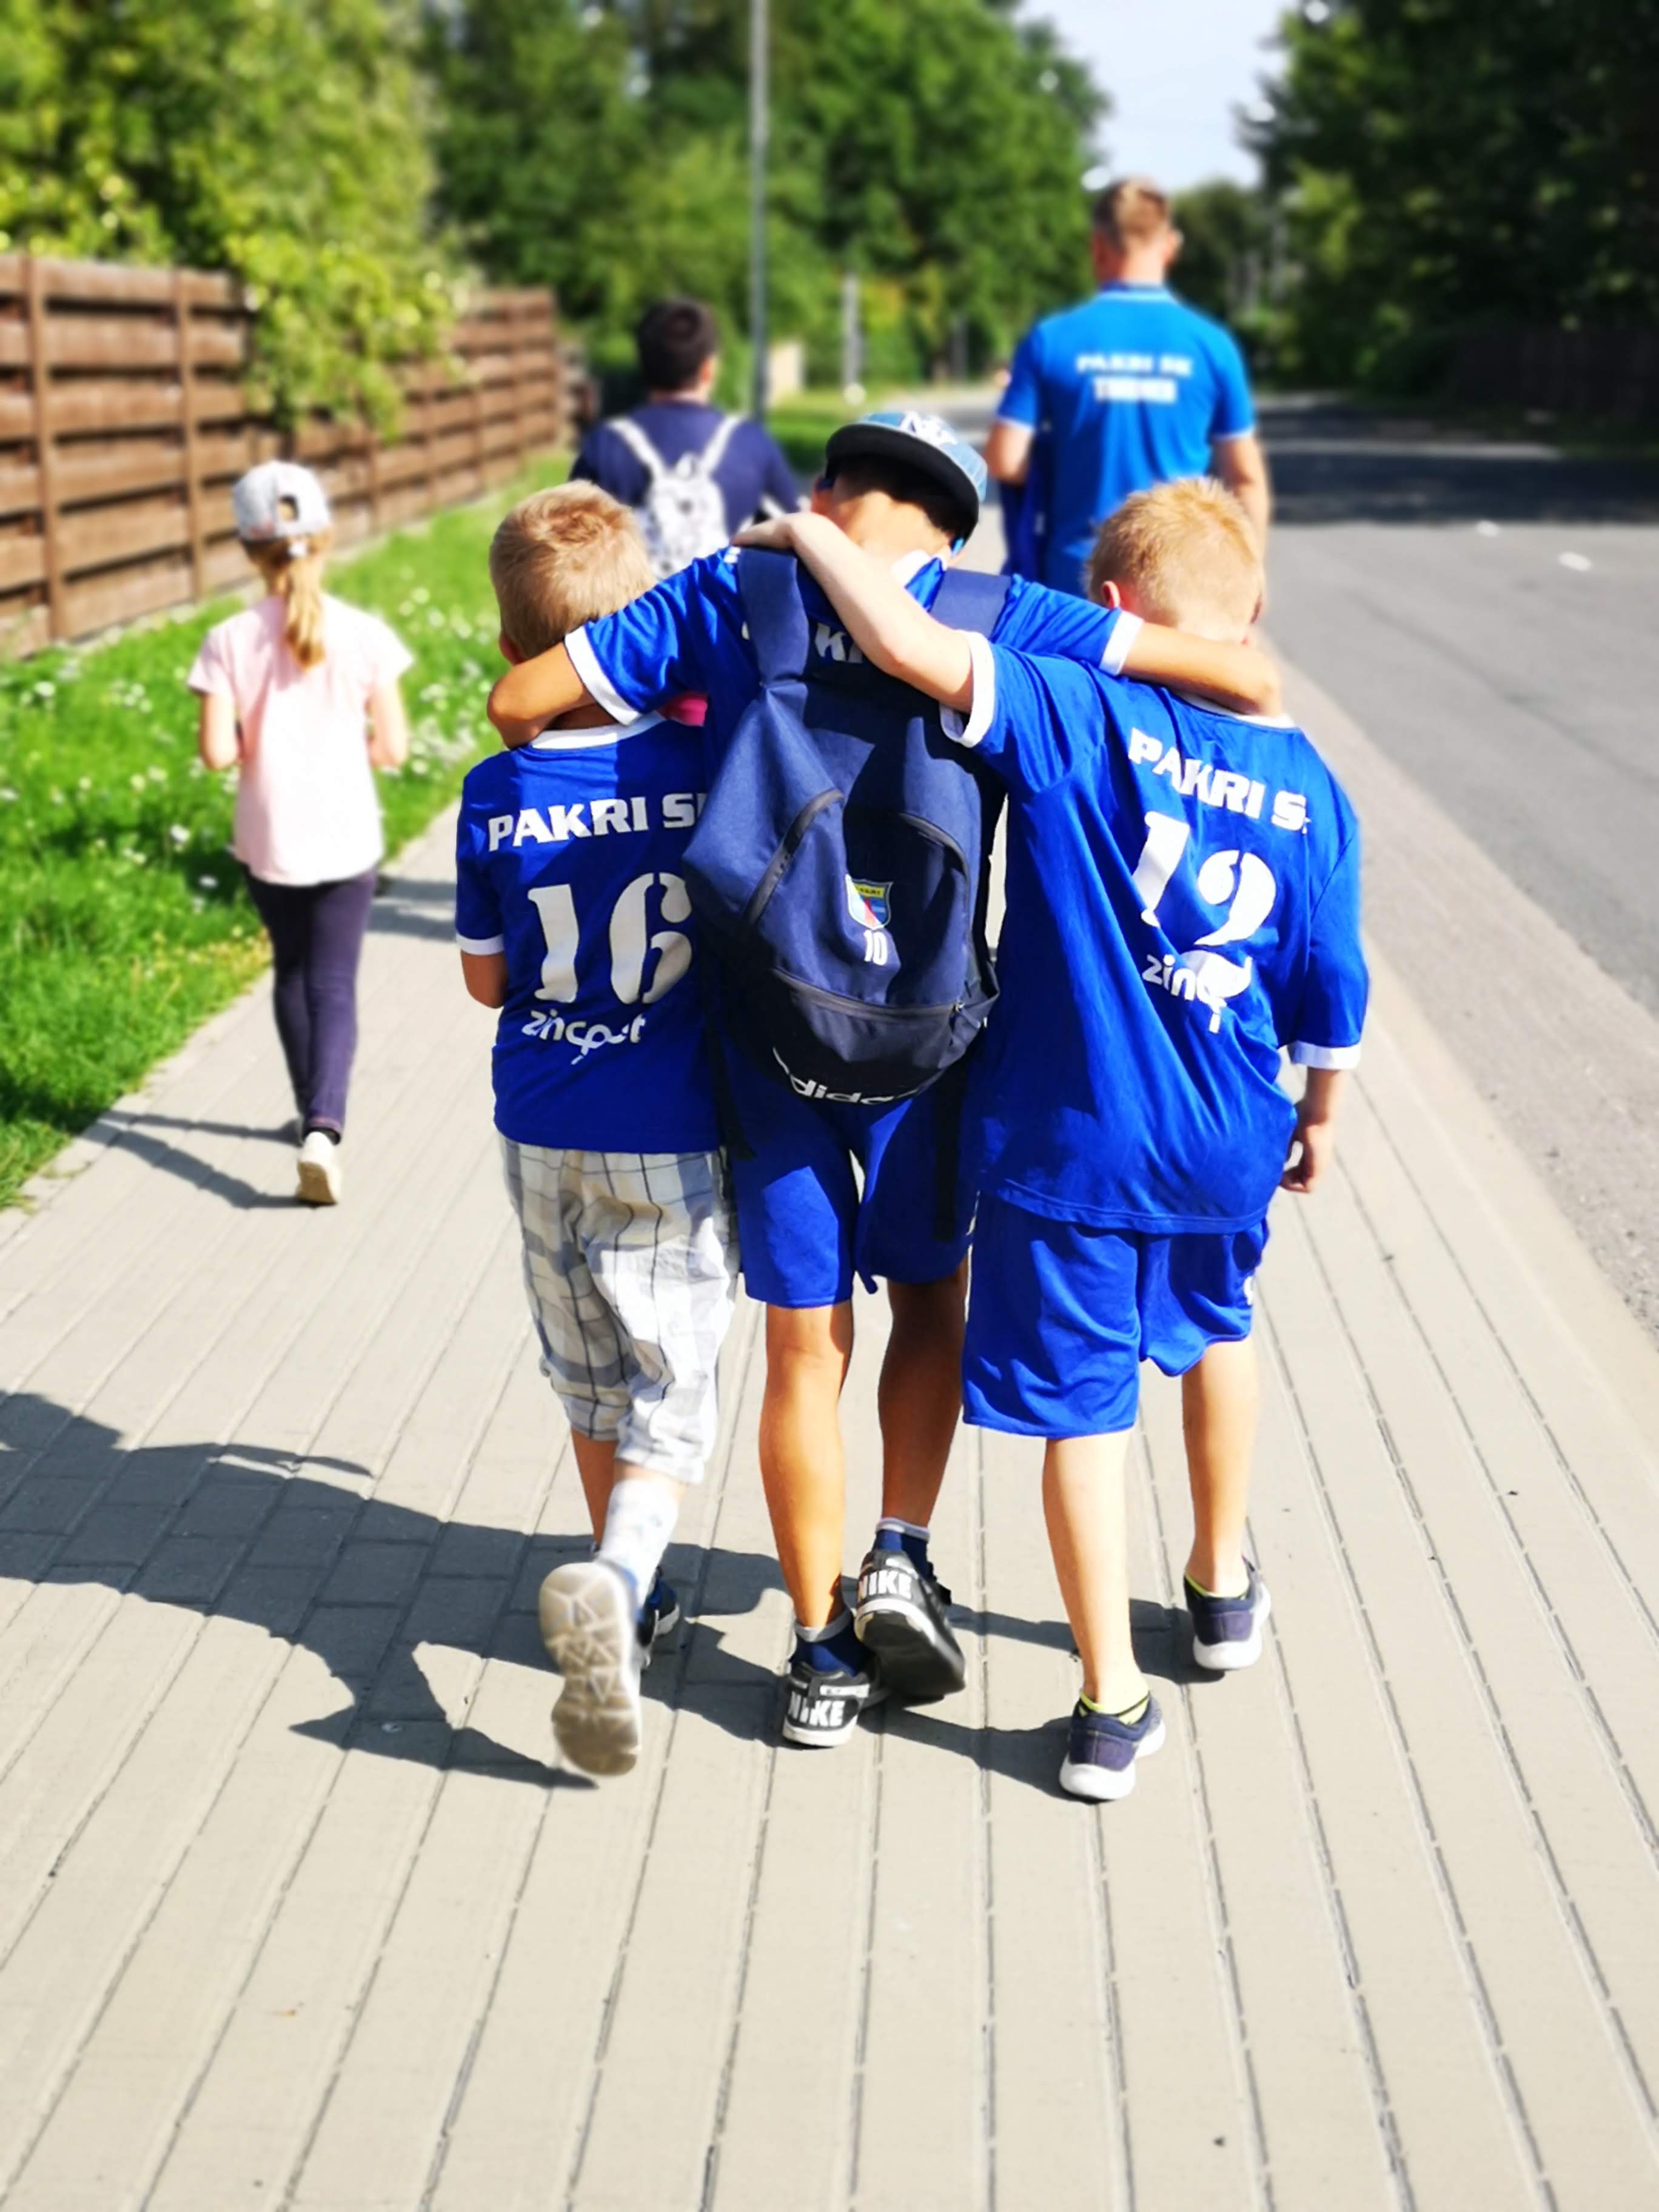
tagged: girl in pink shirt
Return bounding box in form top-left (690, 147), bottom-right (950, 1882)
top-left (189, 462), bottom-right (412, 1205)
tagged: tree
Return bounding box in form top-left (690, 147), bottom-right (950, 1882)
top-left (0, 0), bottom-right (452, 426)
top-left (1250, 0), bottom-right (1659, 389)
top-left (428, 0), bottom-right (1106, 380)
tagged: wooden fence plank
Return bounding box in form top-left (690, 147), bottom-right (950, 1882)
top-left (23, 258), bottom-right (66, 640)
top-left (173, 272), bottom-right (209, 600)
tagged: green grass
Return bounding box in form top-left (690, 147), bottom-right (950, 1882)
top-left (0, 458), bottom-right (568, 1210)
top-left (766, 389), bottom-right (894, 480)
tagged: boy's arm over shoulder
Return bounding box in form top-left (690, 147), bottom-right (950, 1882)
top-left (488, 554), bottom-right (734, 748)
top-left (944, 642), bottom-right (1110, 797)
top-left (563, 551), bottom-right (739, 723)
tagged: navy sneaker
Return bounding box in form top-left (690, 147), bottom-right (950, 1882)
top-left (1058, 1694), bottom-right (1165, 1802)
top-left (854, 1541), bottom-right (965, 1702)
top-left (782, 1649), bottom-right (888, 1748)
top-left (1186, 1563), bottom-right (1272, 1672)
top-left (637, 1570), bottom-right (681, 1663)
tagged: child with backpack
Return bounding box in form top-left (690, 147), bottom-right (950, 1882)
top-left (189, 461), bottom-right (412, 1206)
top-left (571, 297), bottom-right (800, 577)
top-left (456, 482), bottom-right (739, 1779)
top-left (489, 412), bottom-right (1282, 1751)
top-left (732, 478), bottom-right (1367, 1797)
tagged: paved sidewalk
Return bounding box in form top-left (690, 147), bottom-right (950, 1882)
top-left (2, 798), bottom-right (1659, 2212)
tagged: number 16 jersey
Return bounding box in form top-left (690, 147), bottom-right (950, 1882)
top-left (454, 713), bottom-right (719, 1152)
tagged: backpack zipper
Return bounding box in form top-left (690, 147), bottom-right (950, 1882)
top-left (740, 786), bottom-right (843, 931)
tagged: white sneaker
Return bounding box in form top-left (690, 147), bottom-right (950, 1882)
top-left (295, 1129), bottom-right (343, 1205)
top-left (539, 1560), bottom-right (645, 1777)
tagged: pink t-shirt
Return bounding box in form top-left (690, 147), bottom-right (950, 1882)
top-left (188, 594), bottom-right (414, 886)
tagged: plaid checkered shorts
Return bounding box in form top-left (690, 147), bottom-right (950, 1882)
top-left (500, 1139), bottom-right (739, 1481)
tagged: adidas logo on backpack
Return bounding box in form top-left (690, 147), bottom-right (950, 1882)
top-left (609, 415), bottom-right (743, 578)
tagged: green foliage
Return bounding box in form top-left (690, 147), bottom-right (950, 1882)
top-left (1173, 181), bottom-right (1270, 332)
top-left (0, 0), bottom-right (454, 426)
top-left (0, 463), bottom-right (565, 1210)
top-left (1253, 0), bottom-right (1659, 390)
top-left (428, 0), bottom-right (1105, 381)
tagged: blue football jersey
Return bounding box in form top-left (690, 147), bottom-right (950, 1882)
top-left (565, 548), bottom-right (1128, 746)
top-left (998, 285), bottom-right (1256, 595)
top-left (454, 714), bottom-right (719, 1152)
top-left (948, 645), bottom-right (1367, 1233)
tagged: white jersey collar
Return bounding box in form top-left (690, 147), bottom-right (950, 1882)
top-left (528, 710), bottom-right (666, 752)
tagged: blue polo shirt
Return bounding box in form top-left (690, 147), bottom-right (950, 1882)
top-left (999, 285), bottom-right (1256, 594)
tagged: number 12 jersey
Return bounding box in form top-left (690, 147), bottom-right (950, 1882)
top-left (948, 645), bottom-right (1369, 1235)
top-left (454, 713), bottom-right (719, 1152)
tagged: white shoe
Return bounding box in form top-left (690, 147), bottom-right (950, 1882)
top-left (295, 1128), bottom-right (343, 1205)
top-left (538, 1560), bottom-right (644, 1777)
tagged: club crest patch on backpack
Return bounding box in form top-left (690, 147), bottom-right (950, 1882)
top-left (682, 551), bottom-right (1010, 1105)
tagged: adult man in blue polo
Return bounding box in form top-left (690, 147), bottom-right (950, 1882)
top-left (986, 177), bottom-right (1271, 591)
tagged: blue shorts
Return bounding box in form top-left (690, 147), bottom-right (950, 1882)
top-left (725, 1050), bottom-right (971, 1309)
top-left (964, 1193), bottom-right (1267, 1438)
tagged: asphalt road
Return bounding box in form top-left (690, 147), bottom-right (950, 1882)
top-left (1262, 398), bottom-right (1659, 1017)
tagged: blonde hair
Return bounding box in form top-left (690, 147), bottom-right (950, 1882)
top-left (1091, 177), bottom-right (1174, 252)
top-left (489, 483), bottom-right (655, 657)
top-left (1086, 479), bottom-right (1263, 640)
top-left (246, 524), bottom-right (332, 671)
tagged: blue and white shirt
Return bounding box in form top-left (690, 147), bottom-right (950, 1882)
top-left (999, 285), bottom-right (1256, 594)
top-left (454, 714), bottom-right (719, 1153)
top-left (945, 640), bottom-right (1367, 1233)
top-left (564, 548), bottom-right (1128, 737)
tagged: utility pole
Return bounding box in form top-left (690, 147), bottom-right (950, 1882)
top-left (749, 0), bottom-right (769, 420)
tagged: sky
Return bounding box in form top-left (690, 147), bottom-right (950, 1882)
top-left (1023, 0), bottom-right (1291, 191)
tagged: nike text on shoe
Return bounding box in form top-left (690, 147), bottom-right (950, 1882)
top-left (853, 1545), bottom-right (966, 1702)
top-left (782, 1654), bottom-right (887, 1749)
top-left (295, 1128), bottom-right (343, 1206)
top-left (1059, 1694), bottom-right (1166, 1803)
top-left (1187, 1563), bottom-right (1273, 1672)
top-left (538, 1559), bottom-right (644, 1777)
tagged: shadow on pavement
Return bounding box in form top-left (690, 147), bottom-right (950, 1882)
top-left (0, 1390), bottom-right (786, 1789)
top-left (0, 1391), bottom-right (1177, 1795)
top-left (1261, 397), bottom-right (1659, 527)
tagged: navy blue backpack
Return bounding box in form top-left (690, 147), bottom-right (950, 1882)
top-left (682, 549), bottom-right (1010, 1107)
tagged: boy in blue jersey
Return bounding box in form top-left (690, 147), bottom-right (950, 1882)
top-left (488, 417), bottom-right (1284, 1753)
top-left (457, 484), bottom-right (738, 1779)
top-left (987, 178), bottom-right (1271, 589)
top-left (732, 477), bottom-right (1366, 1799)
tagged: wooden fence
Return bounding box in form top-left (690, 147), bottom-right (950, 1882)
top-left (0, 253), bottom-right (570, 658)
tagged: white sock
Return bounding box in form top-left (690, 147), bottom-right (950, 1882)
top-left (596, 1476), bottom-right (681, 1602)
top-left (876, 1516), bottom-right (929, 1541)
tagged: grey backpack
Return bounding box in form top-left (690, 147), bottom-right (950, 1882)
top-left (609, 414), bottom-right (742, 577)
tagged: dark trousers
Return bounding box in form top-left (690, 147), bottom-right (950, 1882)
top-left (244, 866), bottom-right (377, 1136)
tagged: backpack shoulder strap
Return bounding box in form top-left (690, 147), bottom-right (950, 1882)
top-left (699, 413), bottom-right (744, 472)
top-left (736, 548), bottom-right (811, 686)
top-left (931, 566), bottom-right (1013, 637)
top-left (608, 416), bottom-right (666, 481)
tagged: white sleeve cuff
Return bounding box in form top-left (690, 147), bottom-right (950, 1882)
top-left (565, 625), bottom-right (639, 726)
top-left (1101, 609), bottom-right (1143, 678)
top-left (456, 933), bottom-right (505, 956)
top-left (939, 631), bottom-right (997, 748)
top-left (1290, 1041), bottom-right (1361, 1070)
